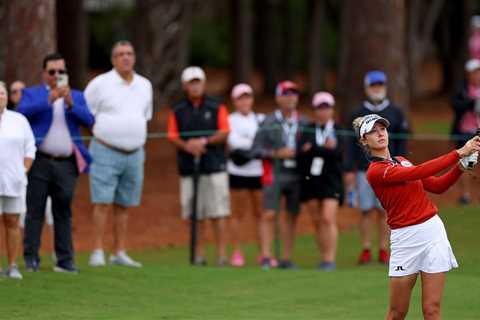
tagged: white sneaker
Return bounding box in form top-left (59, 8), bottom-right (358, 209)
top-left (89, 249), bottom-right (106, 267)
top-left (109, 251), bottom-right (142, 268)
top-left (6, 265), bottom-right (23, 280)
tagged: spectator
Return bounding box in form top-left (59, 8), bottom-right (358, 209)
top-left (251, 81), bottom-right (309, 270)
top-left (8, 80), bottom-right (25, 110)
top-left (0, 81), bottom-right (36, 279)
top-left (85, 41), bottom-right (153, 268)
top-left (167, 66), bottom-right (230, 266)
top-left (227, 84), bottom-right (264, 267)
top-left (344, 70), bottom-right (409, 265)
top-left (450, 59), bottom-right (480, 205)
top-left (469, 16), bottom-right (480, 60)
top-left (18, 53), bottom-right (94, 273)
top-left (297, 92), bottom-right (344, 271)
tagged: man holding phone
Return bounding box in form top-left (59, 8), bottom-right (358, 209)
top-left (18, 52), bottom-right (94, 273)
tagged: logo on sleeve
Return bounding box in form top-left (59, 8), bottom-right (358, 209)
top-left (394, 266), bottom-right (405, 271)
top-left (400, 160), bottom-right (412, 167)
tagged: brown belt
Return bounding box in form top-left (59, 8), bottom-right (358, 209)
top-left (95, 138), bottom-right (139, 155)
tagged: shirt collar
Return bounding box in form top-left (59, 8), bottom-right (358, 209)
top-left (363, 99), bottom-right (390, 112)
top-left (112, 68), bottom-right (136, 85)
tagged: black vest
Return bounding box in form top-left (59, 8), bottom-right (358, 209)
top-left (172, 96), bottom-right (227, 176)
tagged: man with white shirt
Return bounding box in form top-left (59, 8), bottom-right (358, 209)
top-left (85, 41), bottom-right (153, 268)
top-left (18, 53), bottom-right (95, 273)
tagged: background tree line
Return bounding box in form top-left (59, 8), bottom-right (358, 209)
top-left (0, 0), bottom-right (477, 120)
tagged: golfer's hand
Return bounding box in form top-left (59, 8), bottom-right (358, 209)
top-left (459, 152), bottom-right (479, 171)
top-left (457, 136), bottom-right (480, 157)
top-left (274, 147), bottom-right (295, 159)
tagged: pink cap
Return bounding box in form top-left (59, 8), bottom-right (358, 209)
top-left (312, 91), bottom-right (335, 108)
top-left (231, 83), bottom-right (253, 99)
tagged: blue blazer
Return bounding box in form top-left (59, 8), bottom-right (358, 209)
top-left (17, 85), bottom-right (95, 172)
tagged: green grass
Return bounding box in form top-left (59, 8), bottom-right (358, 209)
top-left (1, 207), bottom-right (479, 319)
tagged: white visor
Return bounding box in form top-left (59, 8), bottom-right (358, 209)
top-left (359, 114), bottom-right (390, 138)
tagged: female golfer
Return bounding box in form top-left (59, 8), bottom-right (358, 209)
top-left (353, 114), bottom-right (480, 320)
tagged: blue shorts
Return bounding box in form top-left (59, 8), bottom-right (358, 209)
top-left (356, 171), bottom-right (383, 213)
top-left (89, 139), bottom-right (145, 207)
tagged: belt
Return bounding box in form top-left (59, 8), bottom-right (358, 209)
top-left (37, 151), bottom-right (73, 161)
top-left (95, 138), bottom-right (139, 155)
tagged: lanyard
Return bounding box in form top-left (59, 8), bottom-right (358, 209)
top-left (275, 110), bottom-right (298, 149)
top-left (315, 120), bottom-right (334, 146)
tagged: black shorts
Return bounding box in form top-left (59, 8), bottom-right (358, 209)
top-left (300, 178), bottom-right (343, 204)
top-left (229, 174), bottom-right (262, 190)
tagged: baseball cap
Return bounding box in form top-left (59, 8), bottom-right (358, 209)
top-left (364, 71), bottom-right (387, 87)
top-left (312, 92), bottom-right (335, 108)
top-left (275, 81), bottom-right (299, 96)
top-left (465, 59), bottom-right (480, 73)
top-left (181, 66), bottom-right (206, 83)
top-left (359, 114), bottom-right (390, 138)
top-left (231, 83), bottom-right (253, 99)
top-left (471, 15), bottom-right (480, 28)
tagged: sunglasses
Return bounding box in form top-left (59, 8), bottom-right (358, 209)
top-left (47, 69), bottom-right (66, 76)
top-left (10, 89), bottom-right (22, 94)
top-left (280, 89), bottom-right (299, 96)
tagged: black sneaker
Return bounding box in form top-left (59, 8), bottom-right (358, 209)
top-left (278, 260), bottom-right (299, 270)
top-left (458, 195), bottom-right (471, 206)
top-left (193, 257), bottom-right (207, 267)
top-left (25, 258), bottom-right (39, 272)
top-left (53, 262), bottom-right (79, 274)
top-left (260, 257), bottom-right (271, 270)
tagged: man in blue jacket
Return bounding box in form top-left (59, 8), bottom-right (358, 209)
top-left (18, 53), bottom-right (94, 273)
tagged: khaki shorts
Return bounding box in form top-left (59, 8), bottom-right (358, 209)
top-left (0, 195), bottom-right (26, 214)
top-left (180, 172), bottom-right (230, 220)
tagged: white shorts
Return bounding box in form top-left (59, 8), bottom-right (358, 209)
top-left (0, 195), bottom-right (26, 214)
top-left (180, 172), bottom-right (230, 220)
top-left (389, 214), bottom-right (458, 277)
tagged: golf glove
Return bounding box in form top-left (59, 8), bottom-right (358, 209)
top-left (459, 151), bottom-right (479, 171)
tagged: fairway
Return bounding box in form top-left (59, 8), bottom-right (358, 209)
top-left (1, 206), bottom-right (479, 320)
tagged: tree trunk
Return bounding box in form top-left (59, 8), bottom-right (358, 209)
top-left (281, 0), bottom-right (295, 80)
top-left (337, 0), bottom-right (409, 122)
top-left (56, 0), bottom-right (88, 89)
top-left (4, 0), bottom-right (57, 86)
top-left (135, 0), bottom-right (194, 109)
top-left (230, 0), bottom-right (253, 85)
top-left (307, 0), bottom-right (325, 95)
top-left (260, 0), bottom-right (283, 93)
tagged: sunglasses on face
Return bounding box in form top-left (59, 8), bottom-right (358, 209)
top-left (10, 89), bottom-right (22, 94)
top-left (47, 69), bottom-right (66, 76)
top-left (280, 90), bottom-right (299, 96)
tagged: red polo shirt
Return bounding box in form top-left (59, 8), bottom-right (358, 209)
top-left (366, 151), bottom-right (462, 229)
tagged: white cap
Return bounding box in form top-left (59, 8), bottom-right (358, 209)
top-left (359, 114), bottom-right (390, 138)
top-left (231, 83), bottom-right (253, 99)
top-left (181, 66), bottom-right (206, 83)
top-left (465, 59), bottom-right (480, 73)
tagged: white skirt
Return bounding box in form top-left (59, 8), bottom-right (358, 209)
top-left (389, 214), bottom-right (458, 277)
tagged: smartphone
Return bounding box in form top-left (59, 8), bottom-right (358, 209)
top-left (56, 74), bottom-right (69, 88)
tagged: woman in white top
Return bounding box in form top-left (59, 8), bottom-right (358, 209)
top-left (0, 82), bottom-right (36, 279)
top-left (227, 84), bottom-right (264, 267)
